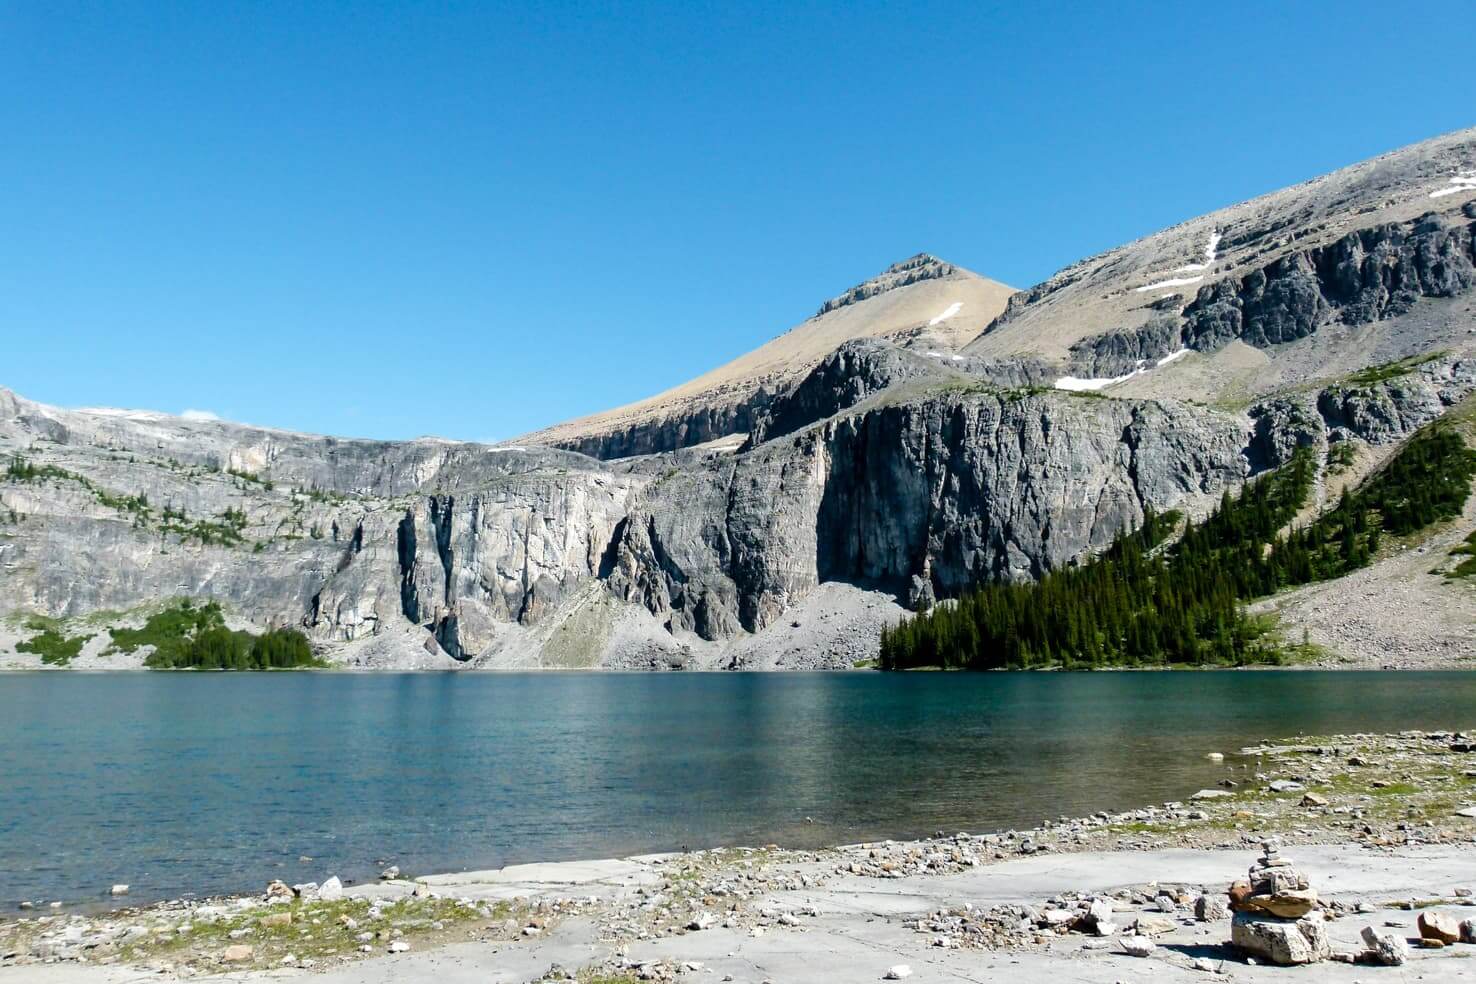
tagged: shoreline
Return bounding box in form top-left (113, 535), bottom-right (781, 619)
top-left (4, 728), bottom-right (1475, 982)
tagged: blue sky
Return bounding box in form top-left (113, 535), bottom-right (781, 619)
top-left (3, 2), bottom-right (1473, 442)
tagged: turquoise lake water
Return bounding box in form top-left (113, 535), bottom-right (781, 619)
top-left (2, 670), bottom-right (1474, 909)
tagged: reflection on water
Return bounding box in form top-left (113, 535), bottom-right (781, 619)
top-left (2, 670), bottom-right (1474, 907)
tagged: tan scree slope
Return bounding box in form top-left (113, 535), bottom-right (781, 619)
top-left (520, 254), bottom-right (1013, 449)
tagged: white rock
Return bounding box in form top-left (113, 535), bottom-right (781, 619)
top-left (387, 941), bottom-right (410, 953)
top-left (1120, 936), bottom-right (1156, 957)
top-left (317, 876), bottom-right (343, 901)
top-left (883, 966), bottom-right (912, 980)
top-left (1361, 925), bottom-right (1407, 966)
top-left (110, 885), bottom-right (129, 896)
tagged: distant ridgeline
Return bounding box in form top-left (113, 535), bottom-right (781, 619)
top-left (879, 427), bottom-right (1476, 671)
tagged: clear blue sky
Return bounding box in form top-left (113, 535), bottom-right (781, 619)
top-left (3, 2), bottom-right (1473, 441)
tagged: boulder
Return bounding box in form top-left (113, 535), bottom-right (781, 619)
top-left (265, 879), bottom-right (292, 900)
top-left (1360, 926), bottom-right (1407, 966)
top-left (1300, 792), bottom-right (1329, 807)
top-left (317, 876), bottom-right (343, 902)
top-left (1418, 910), bottom-right (1461, 944)
top-left (883, 967), bottom-right (912, 980)
top-left (221, 944), bottom-right (253, 963)
top-left (1120, 936), bottom-right (1156, 957)
top-left (110, 884), bottom-right (129, 896)
top-left (1460, 919), bottom-right (1476, 944)
top-left (1195, 894), bottom-right (1228, 921)
top-left (1231, 911), bottom-right (1331, 965)
top-left (259, 912), bottom-right (292, 928)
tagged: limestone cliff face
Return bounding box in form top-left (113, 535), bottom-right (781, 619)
top-left (1184, 213), bottom-right (1476, 352)
top-left (4, 350), bottom-right (1473, 667)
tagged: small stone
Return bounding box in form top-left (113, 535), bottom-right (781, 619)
top-left (1361, 926), bottom-right (1407, 966)
top-left (1418, 910), bottom-right (1461, 943)
top-left (883, 966), bottom-right (912, 980)
top-left (1190, 957), bottom-right (1216, 972)
top-left (1190, 789), bottom-right (1231, 800)
top-left (1460, 919), bottom-right (1476, 944)
top-left (1195, 894), bottom-right (1228, 921)
top-left (1455, 807), bottom-right (1476, 819)
top-left (1268, 780), bottom-right (1304, 793)
top-left (221, 944), bottom-right (253, 963)
top-left (1086, 899), bottom-right (1116, 936)
top-left (380, 866), bottom-right (400, 880)
top-left (388, 941), bottom-right (410, 953)
top-left (265, 879), bottom-right (292, 900)
top-left (1120, 936), bottom-right (1156, 957)
top-left (688, 913), bottom-right (714, 931)
top-left (110, 884), bottom-right (129, 896)
top-left (259, 912), bottom-right (292, 928)
top-left (1299, 793), bottom-right (1328, 808)
top-left (1206, 752), bottom-right (1225, 761)
top-left (1134, 916), bottom-right (1176, 936)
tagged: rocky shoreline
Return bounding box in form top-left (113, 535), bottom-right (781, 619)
top-left (4, 728), bottom-right (1476, 982)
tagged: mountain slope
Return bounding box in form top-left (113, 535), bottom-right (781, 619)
top-left (519, 255), bottom-right (1014, 458)
top-left (4, 127), bottom-right (1476, 670)
top-left (962, 126), bottom-right (1476, 404)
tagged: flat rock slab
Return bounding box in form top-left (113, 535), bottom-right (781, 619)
top-left (424, 858), bottom-right (656, 887)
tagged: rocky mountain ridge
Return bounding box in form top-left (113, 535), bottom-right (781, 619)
top-left (4, 127), bottom-right (1476, 670)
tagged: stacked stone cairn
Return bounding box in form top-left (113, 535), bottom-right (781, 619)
top-left (1228, 841), bottom-right (1330, 965)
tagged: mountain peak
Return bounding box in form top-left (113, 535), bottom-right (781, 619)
top-left (814, 253), bottom-right (963, 319)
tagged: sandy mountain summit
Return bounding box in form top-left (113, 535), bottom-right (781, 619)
top-left (518, 254), bottom-right (1015, 458)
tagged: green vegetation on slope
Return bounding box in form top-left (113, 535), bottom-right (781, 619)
top-left (880, 427), bottom-right (1476, 670)
top-left (16, 617), bottom-right (92, 666)
top-left (1446, 529), bottom-right (1476, 580)
top-left (5, 454), bottom-right (252, 544)
top-left (1346, 352), bottom-right (1443, 386)
top-left (110, 599), bottom-right (321, 670)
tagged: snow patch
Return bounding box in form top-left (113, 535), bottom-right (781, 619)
top-left (1430, 171), bottom-right (1476, 198)
top-left (76, 407), bottom-right (166, 421)
top-left (1055, 348), bottom-right (1190, 391)
top-left (1136, 229), bottom-right (1220, 289)
top-left (1134, 274), bottom-right (1204, 293)
top-left (1054, 363), bottom-right (1147, 391)
top-left (181, 409), bottom-right (220, 422)
top-left (928, 301), bottom-right (963, 326)
top-left (1175, 231), bottom-right (1223, 272)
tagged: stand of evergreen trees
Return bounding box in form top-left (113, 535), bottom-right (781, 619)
top-left (879, 428), bottom-right (1476, 671)
top-left (110, 599), bottom-right (320, 670)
